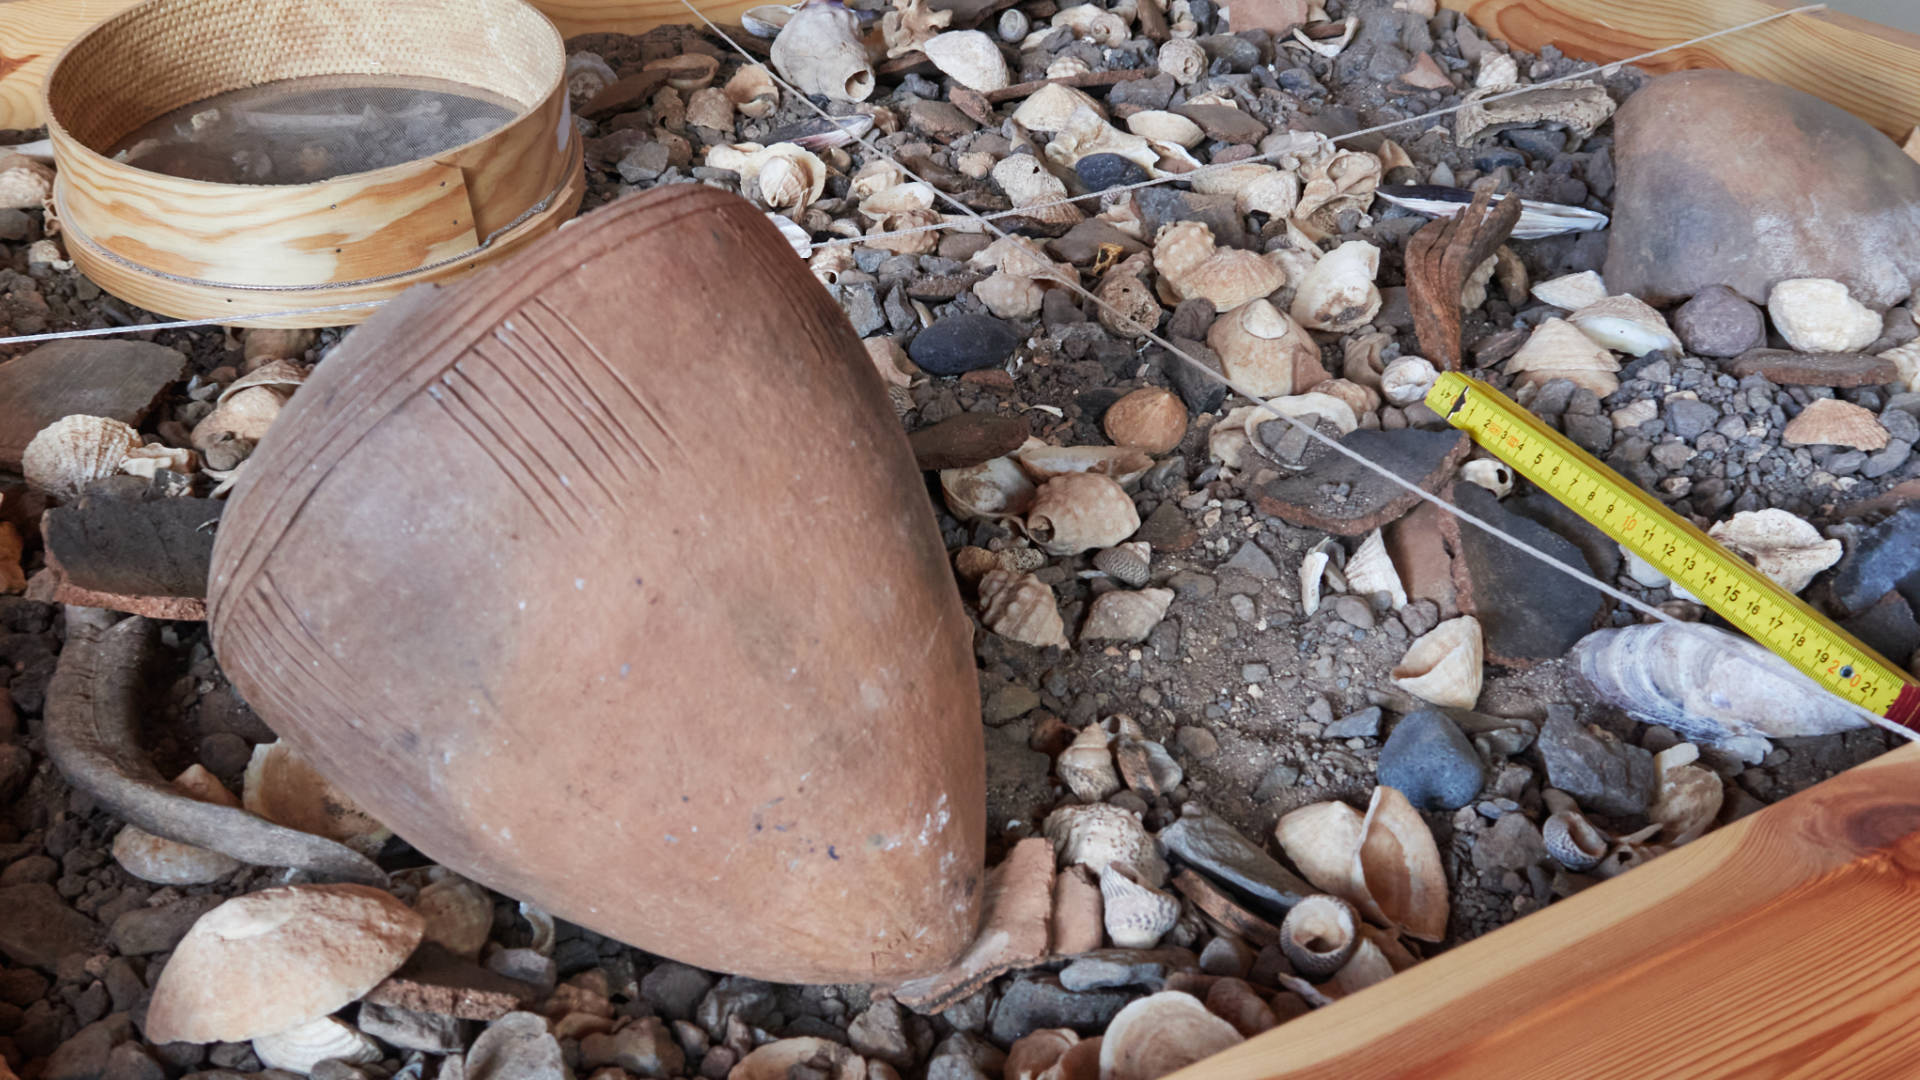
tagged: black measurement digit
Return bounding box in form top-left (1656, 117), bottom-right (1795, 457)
top-left (1747, 601), bottom-right (1760, 615)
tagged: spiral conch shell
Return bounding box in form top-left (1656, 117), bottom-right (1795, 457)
top-left (1050, 3), bottom-right (1130, 44)
top-left (771, 0), bottom-right (876, 102)
top-left (24, 415), bottom-right (138, 497)
top-left (1025, 473), bottom-right (1140, 556)
top-left (1391, 616), bottom-right (1483, 709)
top-left (1505, 318), bottom-right (1620, 398)
top-left (112, 766), bottom-right (245, 885)
top-left (923, 30), bottom-right (1009, 92)
top-left (1099, 863), bottom-right (1180, 948)
top-left (1100, 992), bottom-right (1244, 1080)
top-left (1080, 587), bottom-right (1174, 643)
top-left (979, 568), bottom-right (1070, 649)
top-left (1043, 802), bottom-right (1168, 885)
top-left (1290, 241), bottom-right (1381, 332)
top-left (1206, 300), bottom-right (1322, 398)
top-left (1153, 222), bottom-right (1285, 311)
top-left (1648, 743), bottom-right (1723, 845)
top-left (1278, 894), bottom-right (1359, 978)
top-left (1542, 809), bottom-right (1607, 871)
top-left (1056, 724), bottom-right (1121, 802)
top-left (1096, 253), bottom-right (1162, 338)
top-left (253, 1016), bottom-right (382, 1075)
top-left (1705, 509), bottom-right (1841, 595)
top-left (0, 151), bottom-right (54, 211)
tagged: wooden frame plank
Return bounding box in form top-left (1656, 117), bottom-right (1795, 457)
top-left (1174, 742), bottom-right (1920, 1080)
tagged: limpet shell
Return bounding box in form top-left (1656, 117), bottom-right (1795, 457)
top-left (1206, 300), bottom-right (1320, 399)
top-left (1278, 893), bottom-right (1358, 979)
top-left (1531, 270), bottom-right (1608, 311)
top-left (1290, 241), bottom-right (1381, 333)
top-left (1098, 863), bottom-right (1180, 949)
top-left (1391, 616), bottom-right (1483, 709)
top-left (243, 740), bottom-right (392, 857)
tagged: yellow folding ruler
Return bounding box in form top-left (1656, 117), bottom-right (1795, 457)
top-left (1425, 371), bottom-right (1920, 730)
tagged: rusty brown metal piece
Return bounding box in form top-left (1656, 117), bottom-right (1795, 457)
top-left (1406, 183), bottom-right (1523, 372)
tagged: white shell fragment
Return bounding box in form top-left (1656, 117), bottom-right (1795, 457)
top-left (941, 456), bottom-right (1037, 521)
top-left (1056, 724), bottom-right (1121, 802)
top-left (1767, 278), bottom-right (1883, 353)
top-left (1460, 459), bottom-right (1513, 498)
top-left (923, 30), bottom-right (1010, 92)
top-left (1705, 509), bottom-right (1842, 595)
top-left (1290, 241), bottom-right (1381, 332)
top-left (1648, 743), bottom-right (1724, 845)
top-left (1391, 616), bottom-right (1484, 709)
top-left (770, 1), bottom-right (876, 102)
top-left (1098, 863), bottom-right (1180, 948)
top-left (1043, 802), bottom-right (1168, 886)
top-left (1025, 473), bottom-right (1141, 556)
top-left (1504, 317), bottom-right (1621, 398)
top-left (1154, 222), bottom-right (1285, 311)
top-left (1098, 992), bottom-right (1244, 1080)
top-left (253, 1016), bottom-right (382, 1075)
top-left (1344, 530), bottom-right (1405, 609)
top-left (1272, 800), bottom-right (1369, 911)
top-left (1530, 271), bottom-right (1608, 311)
top-left (1568, 295), bottom-right (1682, 357)
top-left (1379, 356), bottom-right (1438, 407)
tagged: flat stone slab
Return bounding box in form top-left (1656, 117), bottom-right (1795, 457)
top-left (42, 492), bottom-right (222, 599)
top-left (0, 340), bottom-right (185, 469)
top-left (364, 945), bottom-right (541, 1021)
top-left (1252, 427), bottom-right (1470, 536)
top-left (1724, 349), bottom-right (1898, 387)
top-left (1439, 482), bottom-right (1608, 667)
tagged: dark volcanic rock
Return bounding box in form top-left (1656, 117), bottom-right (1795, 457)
top-left (1439, 483), bottom-right (1607, 666)
top-left (1376, 710), bottom-right (1487, 811)
top-left (1831, 505), bottom-right (1920, 615)
top-left (909, 314), bottom-right (1021, 376)
top-left (909, 413), bottom-right (1030, 470)
top-left (987, 976), bottom-right (1132, 1045)
top-left (1607, 70), bottom-right (1920, 308)
top-left (1671, 285), bottom-right (1765, 358)
top-left (1157, 812), bottom-right (1312, 919)
top-left (1537, 706), bottom-right (1656, 818)
top-left (0, 340), bottom-right (186, 469)
top-left (1074, 153), bottom-right (1150, 192)
top-left (0, 883), bottom-right (103, 969)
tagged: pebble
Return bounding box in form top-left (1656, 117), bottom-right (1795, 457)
top-left (1830, 505), bottom-right (1920, 613)
top-left (1162, 337), bottom-right (1229, 415)
top-left (1329, 595), bottom-right (1374, 630)
top-left (0, 883), bottom-right (102, 967)
top-left (987, 976), bottom-right (1131, 1044)
top-left (1241, 663), bottom-right (1270, 683)
top-left (1864, 439), bottom-right (1913, 478)
top-left (1375, 710), bottom-right (1486, 811)
top-left (1075, 153), bottom-right (1150, 191)
top-left (908, 412), bottom-right (1030, 471)
top-left (1671, 286), bottom-right (1764, 357)
top-left (1175, 725), bottom-right (1219, 758)
top-left (848, 999), bottom-right (918, 1068)
top-left (1253, 762), bottom-right (1300, 801)
top-left (1157, 813), bottom-right (1312, 918)
top-left (467, 1011), bottom-right (569, 1080)
top-left (0, 208), bottom-right (30, 242)
top-left (1470, 812), bottom-right (1549, 874)
top-left (908, 314), bottom-right (1021, 376)
top-left (1220, 541), bottom-right (1279, 580)
top-left (43, 1013), bottom-right (133, 1080)
top-left (581, 1017), bottom-right (684, 1078)
top-left (1057, 952), bottom-right (1181, 992)
top-left (1324, 706), bottom-right (1382, 739)
top-left (359, 1002), bottom-right (467, 1054)
top-left (1536, 706), bottom-right (1656, 817)
top-left (1664, 398), bottom-right (1719, 440)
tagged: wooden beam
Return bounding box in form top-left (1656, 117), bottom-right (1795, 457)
top-left (1172, 741), bottom-right (1920, 1080)
top-left (1439, 0), bottom-right (1920, 138)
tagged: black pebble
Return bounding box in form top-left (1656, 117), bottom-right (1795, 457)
top-left (908, 313), bottom-right (1021, 376)
top-left (1075, 153), bottom-right (1150, 192)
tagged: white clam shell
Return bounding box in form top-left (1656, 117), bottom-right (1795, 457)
top-left (253, 1016), bottom-right (382, 1075)
top-left (1043, 802), bottom-right (1168, 885)
top-left (1460, 458), bottom-right (1513, 498)
top-left (1504, 318), bottom-right (1620, 398)
top-left (1391, 616), bottom-right (1483, 709)
top-left (1352, 785), bottom-right (1448, 942)
top-left (1568, 294), bottom-right (1682, 357)
top-left (1530, 270), bottom-right (1607, 311)
top-left (1272, 800), bottom-right (1370, 910)
top-left (941, 456), bottom-right (1037, 520)
top-left (1378, 355), bottom-right (1438, 407)
top-left (1098, 992), bottom-right (1244, 1080)
top-left (923, 30), bottom-right (1010, 92)
top-left (1098, 863), bottom-right (1180, 949)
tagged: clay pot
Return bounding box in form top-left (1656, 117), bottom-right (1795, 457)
top-left (208, 185), bottom-right (986, 984)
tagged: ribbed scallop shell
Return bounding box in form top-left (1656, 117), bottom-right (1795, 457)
top-left (252, 1016), bottom-right (382, 1075)
top-left (1153, 222), bottom-right (1286, 311)
top-left (1781, 398), bottom-right (1889, 451)
top-left (1043, 802), bottom-right (1168, 885)
top-left (1344, 529), bottom-right (1405, 609)
top-left (1025, 474), bottom-right (1141, 556)
top-left (1098, 862), bottom-right (1180, 948)
top-left (1391, 616), bottom-right (1483, 710)
top-left (1093, 542), bottom-right (1151, 587)
top-left (22, 415), bottom-right (138, 497)
top-left (1278, 893), bottom-right (1358, 979)
top-left (1541, 809), bottom-right (1607, 871)
top-left (1056, 724), bottom-right (1121, 803)
top-left (979, 568), bottom-right (1071, 649)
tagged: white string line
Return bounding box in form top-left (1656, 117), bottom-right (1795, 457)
top-left (678, 0), bottom-right (1918, 745)
top-left (0, 1), bottom-right (1824, 347)
top-left (813, 3), bottom-right (1829, 253)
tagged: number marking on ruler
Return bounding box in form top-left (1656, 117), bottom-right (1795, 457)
top-left (1425, 372), bottom-right (1920, 727)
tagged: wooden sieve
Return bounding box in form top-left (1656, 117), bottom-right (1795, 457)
top-left (42, 0), bottom-right (585, 327)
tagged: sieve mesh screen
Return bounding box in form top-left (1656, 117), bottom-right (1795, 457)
top-left (108, 73), bottom-right (520, 185)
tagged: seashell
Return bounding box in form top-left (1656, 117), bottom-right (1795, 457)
top-left (193, 386), bottom-right (289, 462)
top-left (1044, 107), bottom-right (1161, 176)
top-left (686, 87), bottom-right (736, 131)
top-left (1093, 542), bottom-right (1151, 587)
top-left (644, 54), bottom-right (720, 92)
top-left (1096, 254), bottom-right (1163, 338)
top-left (116, 442), bottom-right (193, 477)
top-left (1541, 809), bottom-right (1607, 871)
top-left (1056, 725), bottom-right (1121, 802)
top-left (1014, 441), bottom-right (1153, 486)
top-left (971, 234), bottom-right (1067, 281)
top-left (1206, 406), bottom-right (1256, 470)
top-left (1290, 241), bottom-right (1381, 332)
top-left (1883, 341), bottom-right (1920, 394)
top-left (1011, 84), bottom-right (1106, 133)
top-left (1206, 300), bottom-right (1320, 398)
top-left (1298, 539), bottom-right (1335, 617)
top-left (0, 151), bottom-right (53, 211)
top-left (1567, 295), bottom-right (1682, 358)
top-left (1098, 992), bottom-right (1243, 1080)
top-left (977, 272), bottom-right (1045, 320)
top-left (23, 415), bottom-right (139, 497)
top-left (1344, 529), bottom-right (1405, 609)
top-left (253, 1015), bottom-right (383, 1075)
top-left (1359, 922), bottom-right (1421, 973)
top-left (924, 30), bottom-right (1010, 92)
top-left (1324, 937), bottom-right (1395, 997)
top-left (1007, 1030), bottom-right (1081, 1080)
top-left (1391, 616), bottom-right (1483, 709)
top-left (520, 900), bottom-right (557, 955)
top-left (1244, 392), bottom-right (1358, 442)
top-left (1595, 832), bottom-right (1667, 880)
top-left (1306, 377), bottom-right (1379, 421)
top-left (749, 145), bottom-right (829, 215)
top-left (1157, 38), bottom-right (1206, 85)
top-left (112, 765), bottom-right (245, 885)
top-left (1153, 222), bottom-right (1285, 311)
top-left (1476, 51), bottom-right (1519, 90)
top-left (725, 64), bottom-right (781, 118)
top-left (1294, 150), bottom-right (1381, 238)
top-left (1504, 317), bottom-right (1621, 398)
top-left (1531, 270), bottom-right (1608, 311)
top-left (979, 569), bottom-right (1071, 648)
top-left (1648, 743), bottom-right (1723, 845)
top-left (1352, 785), bottom-right (1448, 941)
top-left (1767, 278), bottom-right (1883, 353)
top-left (1455, 78), bottom-right (1614, 144)
top-left (565, 52), bottom-right (617, 105)
top-left (767, 213), bottom-right (812, 258)
top-left (1460, 458), bottom-right (1513, 498)
top-left (742, 3), bottom-right (798, 36)
top-left (941, 456), bottom-right (1038, 520)
top-left (1781, 397), bottom-right (1889, 451)
top-left (1103, 387), bottom-right (1187, 453)
top-left (1047, 55), bottom-right (1094, 79)
top-left (1705, 509), bottom-right (1842, 594)
top-left (1571, 622), bottom-right (1867, 763)
top-left (881, 0), bottom-right (951, 57)
top-left (771, 1), bottom-right (876, 103)
top-left (1272, 800), bottom-right (1369, 909)
top-left (1025, 473), bottom-right (1141, 556)
top-left (1378, 356), bottom-right (1437, 407)
top-left (1098, 863), bottom-right (1180, 948)
top-left (1460, 254), bottom-right (1499, 312)
top-left (733, 1038), bottom-right (866, 1080)
top-left (1051, 4), bottom-right (1130, 44)
top-left (1081, 587), bottom-right (1174, 643)
top-left (784, 113), bottom-right (876, 152)
top-left (1374, 185), bottom-right (1611, 241)
top-left (1125, 110), bottom-right (1204, 148)
top-left (415, 872), bottom-right (495, 959)
top-left (1042, 802), bottom-right (1168, 885)
top-left (1113, 732), bottom-right (1182, 798)
top-left (244, 740), bottom-right (393, 857)
top-left (1278, 894), bottom-right (1358, 979)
